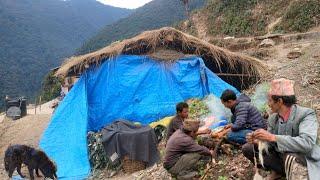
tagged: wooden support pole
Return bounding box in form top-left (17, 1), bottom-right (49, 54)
top-left (215, 73), bottom-right (253, 77)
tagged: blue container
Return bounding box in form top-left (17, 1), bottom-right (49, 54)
top-left (209, 120), bottom-right (228, 130)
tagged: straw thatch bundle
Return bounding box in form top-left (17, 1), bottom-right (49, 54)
top-left (56, 27), bottom-right (267, 84)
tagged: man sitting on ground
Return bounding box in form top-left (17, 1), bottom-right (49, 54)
top-left (163, 119), bottom-right (214, 179)
top-left (243, 78), bottom-right (320, 180)
top-left (166, 102), bottom-right (189, 140)
top-left (220, 89), bottom-right (267, 144)
top-left (166, 102), bottom-right (211, 142)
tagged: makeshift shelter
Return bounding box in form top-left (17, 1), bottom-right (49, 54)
top-left (40, 27), bottom-right (267, 179)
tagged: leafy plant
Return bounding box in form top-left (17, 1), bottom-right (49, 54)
top-left (39, 71), bottom-right (62, 103)
top-left (187, 98), bottom-right (210, 119)
top-left (87, 131), bottom-right (110, 171)
top-left (218, 176), bottom-right (228, 180)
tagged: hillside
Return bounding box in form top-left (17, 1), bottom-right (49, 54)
top-left (178, 0), bottom-right (320, 38)
top-left (0, 0), bottom-right (132, 110)
top-left (76, 0), bottom-right (206, 55)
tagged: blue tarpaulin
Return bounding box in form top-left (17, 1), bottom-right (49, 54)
top-left (40, 55), bottom-right (239, 179)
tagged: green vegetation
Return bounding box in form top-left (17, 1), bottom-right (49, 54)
top-left (218, 176), bottom-right (228, 180)
top-left (187, 98), bottom-right (210, 119)
top-left (194, 0), bottom-right (319, 37)
top-left (275, 0), bottom-right (320, 33)
top-left (206, 0), bottom-right (266, 37)
top-left (39, 71), bottom-right (62, 103)
top-left (76, 0), bottom-right (206, 55)
top-left (0, 0), bottom-right (132, 110)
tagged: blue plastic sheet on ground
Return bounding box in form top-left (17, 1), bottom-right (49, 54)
top-left (39, 55), bottom-right (238, 179)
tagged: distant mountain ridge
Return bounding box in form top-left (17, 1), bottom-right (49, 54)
top-left (76, 0), bottom-right (206, 55)
top-left (0, 0), bottom-right (132, 110)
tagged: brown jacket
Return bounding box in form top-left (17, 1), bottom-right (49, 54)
top-left (163, 129), bottom-right (211, 169)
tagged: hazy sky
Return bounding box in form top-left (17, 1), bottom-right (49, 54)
top-left (97, 0), bottom-right (152, 9)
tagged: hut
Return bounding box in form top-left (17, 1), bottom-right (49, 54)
top-left (40, 27), bottom-right (267, 179)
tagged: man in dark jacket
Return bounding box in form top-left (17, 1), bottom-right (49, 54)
top-left (220, 89), bottom-right (267, 144)
top-left (164, 119), bottom-right (213, 179)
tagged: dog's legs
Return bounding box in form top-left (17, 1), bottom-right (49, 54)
top-left (35, 168), bottom-right (42, 177)
top-left (17, 164), bottom-right (25, 178)
top-left (8, 164), bottom-right (16, 178)
top-left (27, 167), bottom-right (35, 180)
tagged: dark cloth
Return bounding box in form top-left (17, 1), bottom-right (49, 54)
top-left (101, 120), bottom-right (160, 166)
top-left (163, 129), bottom-right (211, 169)
top-left (242, 143), bottom-right (307, 175)
top-left (230, 94), bottom-right (267, 131)
top-left (166, 115), bottom-right (184, 140)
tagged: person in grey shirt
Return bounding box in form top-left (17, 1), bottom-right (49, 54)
top-left (243, 78), bottom-right (320, 180)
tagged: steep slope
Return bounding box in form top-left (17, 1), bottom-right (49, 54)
top-left (76, 0), bottom-right (206, 55)
top-left (179, 0), bottom-right (320, 38)
top-left (0, 0), bottom-right (132, 109)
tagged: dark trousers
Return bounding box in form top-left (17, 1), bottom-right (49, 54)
top-left (242, 143), bottom-right (307, 175)
top-left (168, 153), bottom-right (211, 177)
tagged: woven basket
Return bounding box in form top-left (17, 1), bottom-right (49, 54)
top-left (122, 155), bottom-right (146, 173)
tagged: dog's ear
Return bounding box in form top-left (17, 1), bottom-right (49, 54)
top-left (53, 172), bottom-right (58, 179)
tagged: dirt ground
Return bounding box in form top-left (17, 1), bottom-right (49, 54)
top-left (0, 33), bottom-right (319, 179)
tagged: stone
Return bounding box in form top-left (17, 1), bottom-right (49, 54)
top-left (259, 39), bottom-right (275, 48)
top-left (287, 48), bottom-right (302, 59)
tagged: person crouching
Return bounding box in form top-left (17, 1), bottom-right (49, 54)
top-left (220, 89), bottom-right (267, 145)
top-left (163, 119), bottom-right (214, 179)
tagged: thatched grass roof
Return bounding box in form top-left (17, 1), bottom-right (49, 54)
top-left (56, 27), bottom-right (267, 78)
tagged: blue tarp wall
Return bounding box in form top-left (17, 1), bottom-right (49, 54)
top-left (40, 55), bottom-right (239, 179)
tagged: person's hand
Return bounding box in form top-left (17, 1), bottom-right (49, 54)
top-left (246, 132), bottom-right (255, 144)
top-left (196, 128), bottom-right (211, 135)
top-left (204, 128), bottom-right (211, 134)
top-left (253, 129), bottom-right (277, 142)
top-left (210, 150), bottom-right (216, 157)
top-left (224, 124), bottom-right (232, 129)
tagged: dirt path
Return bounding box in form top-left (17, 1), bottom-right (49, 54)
top-left (267, 17), bottom-right (282, 34)
top-left (258, 40), bottom-right (320, 110)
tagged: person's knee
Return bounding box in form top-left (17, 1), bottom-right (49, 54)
top-left (226, 131), bottom-right (233, 138)
top-left (226, 131), bottom-right (235, 142)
